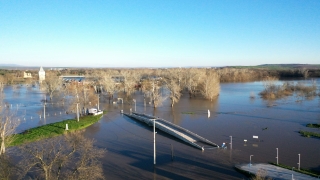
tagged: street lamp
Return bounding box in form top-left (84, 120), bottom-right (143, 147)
top-left (276, 148), bottom-right (279, 165)
top-left (250, 155), bottom-right (254, 166)
top-left (97, 94), bottom-right (100, 110)
top-left (133, 99), bottom-right (136, 112)
top-left (76, 95), bottom-right (79, 122)
top-left (229, 136), bottom-right (232, 150)
top-left (152, 119), bottom-right (157, 165)
top-left (298, 154), bottom-right (300, 170)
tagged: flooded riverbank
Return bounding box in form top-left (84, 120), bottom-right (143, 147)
top-left (3, 79), bottom-right (320, 179)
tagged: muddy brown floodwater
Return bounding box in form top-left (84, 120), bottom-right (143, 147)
top-left (4, 78), bottom-right (320, 179)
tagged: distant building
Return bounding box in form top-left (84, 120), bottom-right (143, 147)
top-left (39, 66), bottom-right (45, 82)
top-left (23, 71), bottom-right (32, 78)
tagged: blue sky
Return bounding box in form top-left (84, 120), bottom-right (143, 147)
top-left (1, 0), bottom-right (319, 67)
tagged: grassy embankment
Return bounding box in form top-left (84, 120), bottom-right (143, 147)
top-left (299, 123), bottom-right (320, 138)
top-left (10, 112), bottom-right (105, 147)
top-left (269, 163), bottom-right (320, 177)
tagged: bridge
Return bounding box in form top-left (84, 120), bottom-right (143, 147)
top-left (59, 75), bottom-right (85, 79)
top-left (124, 112), bottom-right (219, 150)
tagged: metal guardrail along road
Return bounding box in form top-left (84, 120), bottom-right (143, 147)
top-left (124, 112), bottom-right (219, 150)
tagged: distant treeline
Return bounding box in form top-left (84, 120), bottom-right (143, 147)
top-left (0, 66), bottom-right (320, 85)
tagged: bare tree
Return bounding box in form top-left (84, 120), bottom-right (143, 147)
top-left (165, 78), bottom-right (181, 107)
top-left (18, 131), bottom-right (105, 180)
top-left (141, 78), bottom-right (166, 108)
top-left (0, 85), bottom-right (19, 156)
top-left (67, 83), bottom-right (98, 115)
top-left (200, 71), bottom-right (220, 101)
top-left (90, 70), bottom-right (104, 94)
top-left (182, 68), bottom-right (205, 97)
top-left (100, 71), bottom-right (117, 103)
top-left (43, 72), bottom-right (62, 100)
top-left (120, 70), bottom-right (140, 96)
top-left (299, 68), bottom-right (309, 78)
top-left (0, 154), bottom-right (19, 180)
top-left (165, 68), bottom-right (183, 87)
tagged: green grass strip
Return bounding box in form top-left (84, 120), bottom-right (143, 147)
top-left (269, 163), bottom-right (320, 177)
top-left (306, 123), bottom-right (320, 128)
top-left (10, 112), bottom-right (105, 147)
top-left (299, 130), bottom-right (320, 138)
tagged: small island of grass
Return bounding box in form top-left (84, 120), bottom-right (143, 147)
top-left (10, 112), bottom-right (105, 147)
top-left (299, 130), bottom-right (320, 138)
top-left (306, 123), bottom-right (320, 128)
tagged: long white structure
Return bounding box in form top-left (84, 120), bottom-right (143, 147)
top-left (125, 112), bottom-right (219, 150)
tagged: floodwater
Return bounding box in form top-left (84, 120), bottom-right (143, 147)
top-left (3, 79), bottom-right (320, 179)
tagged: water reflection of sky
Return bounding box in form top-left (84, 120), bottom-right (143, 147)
top-left (3, 85), bottom-right (75, 133)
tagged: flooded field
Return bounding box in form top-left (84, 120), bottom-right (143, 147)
top-left (3, 79), bottom-right (320, 179)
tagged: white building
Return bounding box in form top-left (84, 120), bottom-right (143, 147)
top-left (39, 66), bottom-right (45, 82)
top-left (23, 71), bottom-right (32, 78)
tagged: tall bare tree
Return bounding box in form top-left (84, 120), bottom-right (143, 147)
top-left (141, 78), bottom-right (166, 108)
top-left (120, 70), bottom-right (140, 96)
top-left (68, 83), bottom-right (98, 115)
top-left (100, 71), bottom-right (117, 102)
top-left (182, 68), bottom-right (205, 97)
top-left (43, 72), bottom-right (62, 100)
top-left (0, 84), bottom-right (19, 156)
top-left (200, 72), bottom-right (220, 101)
top-left (165, 79), bottom-right (181, 107)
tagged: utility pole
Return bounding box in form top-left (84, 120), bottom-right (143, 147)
top-left (153, 119), bottom-right (156, 165)
top-left (229, 136), bottom-right (232, 150)
top-left (97, 94), bottom-right (100, 110)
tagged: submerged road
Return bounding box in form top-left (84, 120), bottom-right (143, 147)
top-left (236, 163), bottom-right (318, 180)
